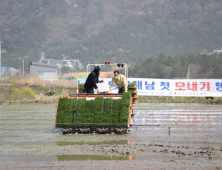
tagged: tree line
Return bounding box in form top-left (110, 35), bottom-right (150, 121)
top-left (129, 53), bottom-right (222, 79)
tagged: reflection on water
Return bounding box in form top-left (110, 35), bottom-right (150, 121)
top-left (57, 155), bottom-right (128, 161)
top-left (0, 154), bottom-right (197, 162)
top-left (56, 140), bottom-right (128, 146)
top-left (132, 110), bottom-right (222, 125)
top-left (1, 103), bottom-right (222, 163)
top-left (0, 155), bottom-right (129, 162)
top-left (129, 106), bottom-right (222, 145)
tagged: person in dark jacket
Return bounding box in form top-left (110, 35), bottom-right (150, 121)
top-left (84, 65), bottom-right (103, 94)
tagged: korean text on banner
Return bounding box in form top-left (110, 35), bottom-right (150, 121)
top-left (77, 78), bottom-right (222, 97)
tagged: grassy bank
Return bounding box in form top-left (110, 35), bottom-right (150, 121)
top-left (1, 76), bottom-right (77, 88)
top-left (1, 78), bottom-right (221, 105)
top-left (0, 82), bottom-right (76, 105)
top-left (31, 87), bottom-right (77, 96)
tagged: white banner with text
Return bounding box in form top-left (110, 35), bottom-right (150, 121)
top-left (77, 78), bottom-right (222, 97)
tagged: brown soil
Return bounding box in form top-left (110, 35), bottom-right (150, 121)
top-left (0, 103), bottom-right (222, 169)
top-left (1, 95), bottom-right (221, 105)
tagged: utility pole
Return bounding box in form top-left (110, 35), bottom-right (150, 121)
top-left (186, 64), bottom-right (190, 79)
top-left (0, 36), bottom-right (4, 80)
top-left (0, 35), bottom-right (2, 79)
top-left (23, 59), bottom-right (24, 76)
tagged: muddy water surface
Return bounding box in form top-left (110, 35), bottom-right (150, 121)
top-left (0, 103), bottom-right (222, 169)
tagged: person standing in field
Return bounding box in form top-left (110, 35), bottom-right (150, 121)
top-left (84, 65), bottom-right (104, 94)
top-left (109, 70), bottom-right (128, 93)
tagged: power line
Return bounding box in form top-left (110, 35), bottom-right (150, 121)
top-left (0, 35), bottom-right (3, 79)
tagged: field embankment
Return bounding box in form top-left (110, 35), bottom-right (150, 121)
top-left (0, 76), bottom-right (221, 105)
top-left (0, 76), bottom-right (77, 105)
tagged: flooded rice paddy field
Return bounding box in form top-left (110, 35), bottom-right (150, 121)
top-left (0, 103), bottom-right (222, 169)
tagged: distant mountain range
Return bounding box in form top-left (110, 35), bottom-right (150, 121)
top-left (0, 0), bottom-right (222, 72)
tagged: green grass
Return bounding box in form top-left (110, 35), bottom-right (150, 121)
top-left (128, 82), bottom-right (138, 103)
top-left (93, 97), bottom-right (104, 127)
top-left (74, 98), bottom-right (86, 126)
top-left (111, 98), bottom-right (122, 127)
top-left (78, 83), bottom-right (86, 93)
top-left (0, 85), bottom-right (77, 103)
top-left (120, 92), bottom-right (131, 126)
top-left (83, 99), bottom-right (95, 127)
top-left (56, 92), bottom-right (132, 128)
top-left (103, 98), bottom-right (112, 127)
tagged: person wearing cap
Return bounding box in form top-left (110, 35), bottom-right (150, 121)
top-left (84, 65), bottom-right (104, 94)
top-left (109, 70), bottom-right (128, 93)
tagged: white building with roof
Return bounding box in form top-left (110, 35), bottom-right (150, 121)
top-left (200, 50), bottom-right (222, 55)
top-left (30, 62), bottom-right (58, 79)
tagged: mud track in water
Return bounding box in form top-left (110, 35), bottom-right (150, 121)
top-left (0, 103), bottom-right (222, 169)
